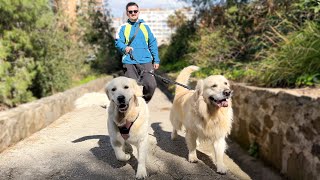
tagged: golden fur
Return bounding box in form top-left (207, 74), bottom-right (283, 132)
top-left (170, 66), bottom-right (233, 174)
top-left (105, 76), bottom-right (149, 179)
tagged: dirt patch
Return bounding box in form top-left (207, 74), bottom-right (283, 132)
top-left (0, 104), bottom-right (9, 112)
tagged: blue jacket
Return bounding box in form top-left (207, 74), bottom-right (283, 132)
top-left (115, 19), bottom-right (160, 64)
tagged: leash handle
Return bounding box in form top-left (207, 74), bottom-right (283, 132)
top-left (129, 50), bottom-right (134, 60)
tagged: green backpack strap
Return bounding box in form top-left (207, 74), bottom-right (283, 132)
top-left (124, 22), bottom-right (148, 45)
top-left (127, 22), bottom-right (141, 46)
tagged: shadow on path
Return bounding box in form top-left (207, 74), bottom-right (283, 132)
top-left (151, 123), bottom-right (222, 173)
top-left (72, 135), bottom-right (138, 172)
top-left (151, 123), bottom-right (187, 159)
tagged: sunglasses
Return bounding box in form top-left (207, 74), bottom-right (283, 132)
top-left (128, 10), bottom-right (139, 14)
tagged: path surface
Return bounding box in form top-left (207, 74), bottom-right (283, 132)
top-left (0, 88), bottom-right (263, 180)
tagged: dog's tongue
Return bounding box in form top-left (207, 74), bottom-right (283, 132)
top-left (217, 100), bottom-right (228, 107)
top-left (121, 134), bottom-right (129, 140)
top-left (118, 104), bottom-right (128, 112)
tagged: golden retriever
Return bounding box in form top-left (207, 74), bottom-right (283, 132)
top-left (170, 66), bottom-right (233, 174)
top-left (105, 76), bottom-right (149, 179)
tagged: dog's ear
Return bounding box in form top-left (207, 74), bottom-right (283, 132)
top-left (105, 83), bottom-right (111, 100)
top-left (134, 94), bottom-right (140, 106)
top-left (195, 79), bottom-right (204, 98)
top-left (131, 79), bottom-right (143, 97)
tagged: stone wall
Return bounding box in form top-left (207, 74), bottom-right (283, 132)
top-left (231, 83), bottom-right (320, 180)
top-left (0, 76), bottom-right (112, 153)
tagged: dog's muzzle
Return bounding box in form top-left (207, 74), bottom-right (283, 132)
top-left (209, 96), bottom-right (229, 107)
top-left (209, 89), bottom-right (232, 108)
top-left (117, 95), bottom-right (128, 112)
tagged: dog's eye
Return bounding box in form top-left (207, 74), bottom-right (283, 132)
top-left (224, 82), bottom-right (228, 85)
top-left (211, 84), bottom-right (217, 88)
top-left (111, 87), bottom-right (116, 91)
top-left (124, 85), bottom-right (129, 89)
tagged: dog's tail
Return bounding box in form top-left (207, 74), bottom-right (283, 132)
top-left (175, 65), bottom-right (200, 95)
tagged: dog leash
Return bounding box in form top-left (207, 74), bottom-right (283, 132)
top-left (128, 51), bottom-right (192, 90)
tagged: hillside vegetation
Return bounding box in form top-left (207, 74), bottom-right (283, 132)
top-left (1, 0), bottom-right (319, 109)
top-left (160, 0), bottom-right (320, 88)
top-left (0, 0), bottom-right (120, 109)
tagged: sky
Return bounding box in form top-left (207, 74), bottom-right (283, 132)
top-left (105, 0), bottom-right (190, 18)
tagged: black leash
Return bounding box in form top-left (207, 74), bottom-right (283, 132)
top-left (128, 51), bottom-right (192, 90)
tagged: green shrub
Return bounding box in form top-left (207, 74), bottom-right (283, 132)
top-left (160, 21), bottom-right (197, 72)
top-left (0, 0), bottom-right (93, 106)
top-left (187, 28), bottom-right (232, 66)
top-left (0, 28), bottom-right (37, 107)
top-left (254, 22), bottom-right (320, 87)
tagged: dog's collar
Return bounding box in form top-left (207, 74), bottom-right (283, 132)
top-left (118, 113), bottom-right (139, 140)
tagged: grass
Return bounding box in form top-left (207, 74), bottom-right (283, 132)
top-left (72, 74), bottom-right (100, 87)
top-left (254, 22), bottom-right (320, 87)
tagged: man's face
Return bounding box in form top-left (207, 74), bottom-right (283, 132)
top-left (127, 5), bottom-right (139, 22)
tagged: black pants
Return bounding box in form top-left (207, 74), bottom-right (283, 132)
top-left (123, 63), bottom-right (157, 103)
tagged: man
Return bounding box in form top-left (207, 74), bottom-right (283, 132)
top-left (115, 2), bottom-right (160, 103)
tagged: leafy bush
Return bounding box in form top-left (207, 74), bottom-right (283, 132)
top-left (254, 22), bottom-right (320, 87)
top-left (0, 0), bottom-right (116, 107)
top-left (80, 7), bottom-right (122, 74)
top-left (187, 27), bottom-right (232, 65)
top-left (0, 27), bottom-right (38, 107)
top-left (159, 21), bottom-right (197, 72)
top-left (160, 0), bottom-right (320, 88)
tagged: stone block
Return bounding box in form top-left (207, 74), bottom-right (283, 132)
top-left (312, 117), bottom-right (320, 134)
top-left (311, 144), bottom-right (320, 160)
top-left (230, 84), bottom-right (319, 180)
top-left (249, 118), bottom-right (261, 136)
top-left (285, 127), bottom-right (299, 144)
top-left (287, 151), bottom-right (314, 180)
top-left (263, 115), bottom-right (273, 129)
top-left (0, 76), bottom-right (112, 153)
top-left (263, 132), bottom-right (283, 170)
top-left (299, 124), bottom-right (316, 141)
top-left (232, 118), bottom-right (250, 149)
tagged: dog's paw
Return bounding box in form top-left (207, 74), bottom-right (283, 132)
top-left (136, 166), bottom-right (147, 179)
top-left (117, 154), bottom-right (131, 161)
top-left (171, 131), bottom-right (178, 140)
top-left (216, 164), bottom-right (227, 175)
top-left (188, 154), bottom-right (199, 163)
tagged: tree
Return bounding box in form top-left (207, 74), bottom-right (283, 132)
top-left (0, 0), bottom-right (50, 107)
top-left (79, 0), bottom-right (122, 73)
top-left (167, 10), bottom-right (188, 29)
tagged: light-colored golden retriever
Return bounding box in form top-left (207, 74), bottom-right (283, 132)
top-left (170, 66), bottom-right (233, 174)
top-left (105, 76), bottom-right (149, 179)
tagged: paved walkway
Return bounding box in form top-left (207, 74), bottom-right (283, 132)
top-left (0, 88), bottom-right (252, 180)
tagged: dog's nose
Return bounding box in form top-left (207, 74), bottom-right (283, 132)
top-left (223, 89), bottom-right (231, 97)
top-left (117, 95), bottom-right (125, 103)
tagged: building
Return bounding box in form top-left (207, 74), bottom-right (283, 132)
top-left (139, 8), bottom-right (175, 45)
top-left (111, 17), bottom-right (123, 33)
top-left (112, 7), bottom-right (193, 45)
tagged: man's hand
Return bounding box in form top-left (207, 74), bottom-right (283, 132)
top-left (125, 46), bottom-right (133, 54)
top-left (153, 64), bottom-right (159, 70)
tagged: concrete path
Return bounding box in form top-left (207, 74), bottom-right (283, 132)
top-left (0, 88), bottom-right (251, 180)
